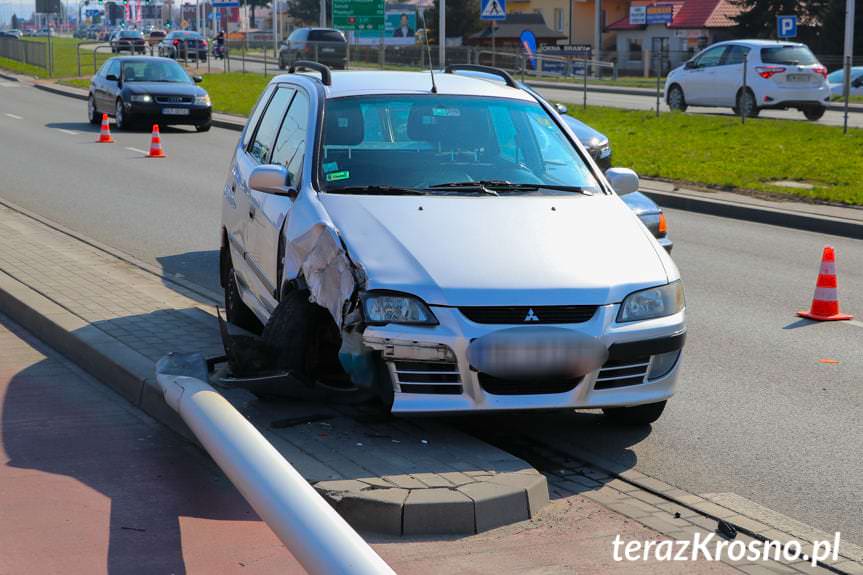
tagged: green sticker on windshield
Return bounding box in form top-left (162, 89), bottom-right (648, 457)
top-left (326, 170), bottom-right (350, 182)
top-left (323, 161), bottom-right (339, 173)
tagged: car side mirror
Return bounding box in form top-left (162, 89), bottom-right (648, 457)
top-left (192, 75), bottom-right (203, 83)
top-left (605, 167), bottom-right (640, 196)
top-left (555, 103), bottom-right (568, 115)
top-left (249, 164), bottom-right (297, 197)
top-left (105, 73), bottom-right (119, 81)
top-left (684, 60), bottom-right (696, 70)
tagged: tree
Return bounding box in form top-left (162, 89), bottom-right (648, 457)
top-left (424, 0), bottom-right (483, 41)
top-left (242, 0), bottom-right (269, 29)
top-left (731, 0), bottom-right (830, 39)
top-left (817, 0), bottom-right (863, 56)
top-left (287, 0), bottom-right (330, 24)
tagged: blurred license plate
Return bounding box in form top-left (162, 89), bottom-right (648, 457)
top-left (787, 74), bottom-right (809, 82)
top-left (322, 48), bottom-right (335, 53)
top-left (163, 108), bottom-right (189, 115)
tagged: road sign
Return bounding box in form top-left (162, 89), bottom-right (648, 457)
top-left (480, 0), bottom-right (505, 21)
top-left (212, 1), bottom-right (240, 6)
top-left (333, 0), bottom-right (385, 32)
top-left (777, 15), bottom-right (797, 38)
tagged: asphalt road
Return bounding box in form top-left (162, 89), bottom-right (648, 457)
top-left (1, 82), bottom-right (861, 545)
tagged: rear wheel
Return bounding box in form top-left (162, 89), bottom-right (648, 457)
top-left (735, 89), bottom-right (760, 118)
top-left (667, 84), bottom-right (687, 111)
top-left (278, 54), bottom-right (286, 70)
top-left (87, 94), bottom-right (99, 124)
top-left (195, 122), bottom-right (211, 132)
top-left (603, 401), bottom-right (667, 425)
top-left (803, 105), bottom-right (826, 121)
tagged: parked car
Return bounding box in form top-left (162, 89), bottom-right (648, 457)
top-left (111, 30), bottom-right (146, 54)
top-left (278, 27), bottom-right (346, 70)
top-left (0, 29), bottom-right (23, 39)
top-left (88, 56), bottom-right (212, 131)
top-left (219, 64), bottom-right (685, 424)
top-left (33, 28), bottom-right (54, 37)
top-left (665, 40), bottom-right (830, 121)
top-left (158, 31), bottom-right (208, 61)
top-left (147, 29), bottom-right (166, 48)
top-left (827, 66), bottom-right (863, 98)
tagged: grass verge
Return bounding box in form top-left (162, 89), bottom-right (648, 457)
top-left (199, 72), bottom-right (270, 116)
top-left (569, 107), bottom-right (863, 205)
top-left (0, 37), bottom-right (110, 78)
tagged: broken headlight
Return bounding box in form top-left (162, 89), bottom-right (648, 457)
top-left (361, 292), bottom-right (438, 326)
top-left (617, 281), bottom-right (684, 323)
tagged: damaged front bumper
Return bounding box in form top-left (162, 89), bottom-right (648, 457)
top-left (356, 304), bottom-right (685, 414)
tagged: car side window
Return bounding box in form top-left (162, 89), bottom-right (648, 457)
top-left (694, 46), bottom-right (727, 68)
top-left (243, 85), bottom-right (276, 149)
top-left (247, 86), bottom-right (296, 164)
top-left (271, 90), bottom-right (309, 186)
top-left (106, 60), bottom-right (121, 78)
top-left (722, 45), bottom-right (750, 66)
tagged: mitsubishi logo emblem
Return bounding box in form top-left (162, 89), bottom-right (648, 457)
top-left (524, 308), bottom-right (540, 322)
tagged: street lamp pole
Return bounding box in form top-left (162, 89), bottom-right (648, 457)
top-left (438, 0), bottom-right (444, 67)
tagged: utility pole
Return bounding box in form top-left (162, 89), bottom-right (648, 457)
top-left (593, 0), bottom-right (601, 64)
top-left (438, 0), bottom-right (445, 67)
top-left (319, 0), bottom-right (325, 27)
top-left (842, 0), bottom-right (855, 134)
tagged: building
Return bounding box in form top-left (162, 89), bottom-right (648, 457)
top-left (508, 0), bottom-right (629, 55)
top-left (607, 0), bottom-right (740, 74)
top-left (466, 12), bottom-right (565, 49)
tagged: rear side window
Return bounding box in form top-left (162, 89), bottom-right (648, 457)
top-left (761, 46), bottom-right (818, 65)
top-left (288, 29), bottom-right (308, 41)
top-left (308, 30), bottom-right (344, 42)
top-left (248, 87), bottom-right (295, 163)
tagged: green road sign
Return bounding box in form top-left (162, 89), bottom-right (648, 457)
top-left (333, 0), bottom-right (385, 32)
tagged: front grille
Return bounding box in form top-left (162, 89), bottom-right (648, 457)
top-left (155, 96), bottom-right (193, 104)
top-left (594, 356), bottom-right (650, 390)
top-left (391, 361), bottom-right (462, 395)
top-left (459, 305), bottom-right (598, 325)
top-left (478, 373), bottom-right (582, 395)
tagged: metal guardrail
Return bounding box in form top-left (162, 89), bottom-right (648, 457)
top-left (76, 41), bottom-right (108, 77)
top-left (0, 37), bottom-right (49, 73)
top-left (155, 353), bottom-right (397, 575)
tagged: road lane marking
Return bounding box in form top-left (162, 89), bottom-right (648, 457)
top-left (4, 113), bottom-right (23, 120)
top-left (125, 146), bottom-right (149, 155)
top-left (58, 129), bottom-right (79, 135)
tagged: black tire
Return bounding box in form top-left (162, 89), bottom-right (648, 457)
top-left (224, 267), bottom-right (261, 333)
top-left (803, 105), bottom-right (826, 121)
top-left (735, 89), bottom-right (760, 118)
top-left (603, 401), bottom-right (667, 425)
top-left (261, 289), bottom-right (315, 375)
top-left (195, 122), bottom-right (211, 132)
top-left (667, 84), bottom-right (687, 112)
top-left (87, 94), bottom-right (99, 124)
top-left (114, 99), bottom-right (127, 130)
top-left (278, 55), bottom-right (286, 70)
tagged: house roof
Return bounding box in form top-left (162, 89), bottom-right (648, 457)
top-left (606, 0), bottom-right (740, 32)
top-left (468, 12), bottom-right (566, 41)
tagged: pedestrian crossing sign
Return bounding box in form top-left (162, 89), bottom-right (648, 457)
top-left (481, 0), bottom-right (506, 21)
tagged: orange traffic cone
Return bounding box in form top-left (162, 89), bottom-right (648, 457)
top-left (147, 124), bottom-right (165, 158)
top-left (98, 113), bottom-right (113, 143)
top-left (798, 246), bottom-right (853, 321)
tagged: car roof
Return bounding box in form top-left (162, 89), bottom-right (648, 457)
top-left (273, 70), bottom-right (535, 101)
top-left (715, 39), bottom-right (807, 48)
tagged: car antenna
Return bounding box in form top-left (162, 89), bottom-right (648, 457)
top-left (417, 4), bottom-right (437, 93)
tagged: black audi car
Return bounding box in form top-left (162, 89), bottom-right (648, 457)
top-left (87, 56), bottom-right (212, 132)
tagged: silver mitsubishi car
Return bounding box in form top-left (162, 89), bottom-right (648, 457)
top-left (220, 63), bottom-right (685, 424)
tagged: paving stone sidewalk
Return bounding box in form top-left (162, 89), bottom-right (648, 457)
top-left (0, 200), bottom-right (547, 535)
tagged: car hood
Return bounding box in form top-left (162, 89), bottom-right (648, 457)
top-left (320, 193), bottom-right (671, 307)
top-left (561, 115), bottom-right (607, 146)
top-left (124, 82), bottom-right (203, 97)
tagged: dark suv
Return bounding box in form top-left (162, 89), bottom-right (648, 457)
top-left (278, 28), bottom-right (346, 70)
top-left (158, 31), bottom-right (208, 61)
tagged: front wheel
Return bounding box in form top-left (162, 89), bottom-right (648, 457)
top-left (87, 94), bottom-right (99, 124)
top-left (603, 401), bottom-right (667, 425)
top-left (803, 105), bottom-right (826, 121)
top-left (195, 122), bottom-right (211, 132)
top-left (114, 99), bottom-right (130, 130)
top-left (667, 85), bottom-right (687, 111)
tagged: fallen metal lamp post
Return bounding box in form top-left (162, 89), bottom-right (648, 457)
top-left (155, 353), bottom-right (397, 575)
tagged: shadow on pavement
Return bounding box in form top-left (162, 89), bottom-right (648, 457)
top-left (45, 121), bottom-right (100, 132)
top-left (156, 250), bottom-right (222, 304)
top-left (0, 350), bottom-right (259, 574)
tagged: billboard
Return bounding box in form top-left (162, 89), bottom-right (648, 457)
top-left (354, 3), bottom-right (416, 45)
top-left (35, 0), bottom-right (63, 14)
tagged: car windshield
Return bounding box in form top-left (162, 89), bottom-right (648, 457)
top-left (319, 95), bottom-right (601, 194)
top-left (120, 31), bottom-right (142, 37)
top-left (121, 60), bottom-right (191, 83)
top-left (760, 45), bottom-right (818, 65)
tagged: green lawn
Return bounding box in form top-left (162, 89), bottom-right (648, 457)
top-left (568, 107), bottom-right (863, 205)
top-left (0, 37), bottom-right (110, 78)
top-left (199, 72), bottom-right (271, 116)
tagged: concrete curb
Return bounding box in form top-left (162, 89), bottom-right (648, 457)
top-left (642, 186), bottom-right (863, 240)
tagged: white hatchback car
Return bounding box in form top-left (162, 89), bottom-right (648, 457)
top-left (220, 63), bottom-right (685, 424)
top-left (665, 40), bottom-right (830, 120)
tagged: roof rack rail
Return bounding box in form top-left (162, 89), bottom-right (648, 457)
top-left (288, 60), bottom-right (332, 86)
top-left (443, 64), bottom-right (517, 88)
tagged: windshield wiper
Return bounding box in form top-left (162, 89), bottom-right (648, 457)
top-left (426, 181), bottom-right (501, 196)
top-left (326, 185), bottom-right (427, 195)
top-left (428, 180), bottom-right (590, 195)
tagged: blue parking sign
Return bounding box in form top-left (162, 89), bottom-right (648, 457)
top-left (777, 15), bottom-right (797, 38)
top-left (481, 0), bottom-right (506, 21)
